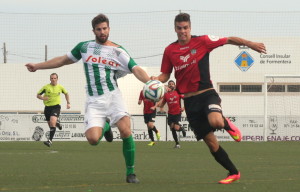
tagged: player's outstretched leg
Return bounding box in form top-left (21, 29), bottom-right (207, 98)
top-left (211, 145), bottom-right (240, 184)
top-left (43, 127), bottom-right (55, 147)
top-left (147, 129), bottom-right (155, 146)
top-left (219, 172), bottom-right (241, 184)
top-left (152, 126), bottom-right (160, 141)
top-left (126, 174), bottom-right (140, 183)
top-left (171, 128), bottom-right (180, 148)
top-left (224, 118), bottom-right (242, 142)
top-left (123, 135), bottom-right (139, 183)
top-left (56, 120), bottom-right (62, 130)
top-left (43, 140), bottom-right (52, 147)
top-left (178, 124), bottom-right (186, 137)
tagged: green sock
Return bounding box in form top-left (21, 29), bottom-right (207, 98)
top-left (122, 135), bottom-right (136, 176)
top-left (99, 122), bottom-right (111, 140)
top-left (92, 122), bottom-right (110, 146)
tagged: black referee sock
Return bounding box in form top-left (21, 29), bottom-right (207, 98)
top-left (171, 129), bottom-right (179, 144)
top-left (148, 129), bottom-right (154, 142)
top-left (211, 146), bottom-right (238, 175)
top-left (152, 126), bottom-right (158, 134)
top-left (49, 127), bottom-right (56, 141)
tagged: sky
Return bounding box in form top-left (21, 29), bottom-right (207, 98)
top-left (1, 0), bottom-right (299, 13)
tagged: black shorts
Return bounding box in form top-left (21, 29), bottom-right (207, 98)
top-left (167, 113), bottom-right (181, 126)
top-left (143, 112), bottom-right (156, 124)
top-left (44, 105), bottom-right (61, 121)
top-left (184, 89), bottom-right (223, 140)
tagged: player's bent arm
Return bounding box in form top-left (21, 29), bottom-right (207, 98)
top-left (159, 99), bottom-right (166, 108)
top-left (26, 55), bottom-right (74, 71)
top-left (37, 94), bottom-right (46, 100)
top-left (64, 93), bottom-right (71, 109)
top-left (132, 66), bottom-right (150, 83)
top-left (156, 73), bottom-right (170, 83)
top-left (226, 37), bottom-right (267, 54)
top-left (138, 100), bottom-right (142, 105)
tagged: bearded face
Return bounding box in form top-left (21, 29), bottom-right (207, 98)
top-left (93, 22), bottom-right (110, 44)
top-left (168, 81), bottom-right (176, 91)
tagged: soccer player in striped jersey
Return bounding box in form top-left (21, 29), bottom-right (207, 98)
top-left (152, 13), bottom-right (266, 184)
top-left (25, 13), bottom-right (150, 184)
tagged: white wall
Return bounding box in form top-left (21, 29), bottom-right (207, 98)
top-left (0, 38), bottom-right (299, 116)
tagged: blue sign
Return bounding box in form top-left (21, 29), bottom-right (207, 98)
top-left (234, 51), bottom-right (254, 72)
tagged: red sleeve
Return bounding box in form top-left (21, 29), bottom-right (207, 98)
top-left (161, 47), bottom-right (173, 73)
top-left (139, 90), bottom-right (144, 101)
top-left (204, 35), bottom-right (227, 52)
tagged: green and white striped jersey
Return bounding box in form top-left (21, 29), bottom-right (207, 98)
top-left (67, 40), bottom-right (137, 96)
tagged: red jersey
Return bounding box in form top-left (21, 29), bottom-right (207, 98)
top-left (139, 90), bottom-right (156, 114)
top-left (161, 35), bottom-right (227, 94)
top-left (162, 90), bottom-right (184, 115)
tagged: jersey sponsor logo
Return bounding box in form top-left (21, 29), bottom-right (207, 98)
top-left (174, 59), bottom-right (196, 71)
top-left (169, 96), bottom-right (178, 104)
top-left (180, 54), bottom-right (190, 62)
top-left (180, 46), bottom-right (189, 50)
top-left (86, 55), bottom-right (120, 67)
top-left (208, 35), bottom-right (220, 41)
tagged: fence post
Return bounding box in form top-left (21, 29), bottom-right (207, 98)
top-left (3, 42), bottom-right (7, 63)
top-left (45, 45), bottom-right (48, 61)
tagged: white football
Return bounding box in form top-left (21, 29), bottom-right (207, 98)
top-left (143, 80), bottom-right (165, 102)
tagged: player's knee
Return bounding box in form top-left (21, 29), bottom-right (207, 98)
top-left (89, 139), bottom-right (100, 146)
top-left (209, 119), bottom-right (224, 129)
top-left (119, 128), bottom-right (131, 138)
top-left (86, 136), bottom-right (100, 145)
top-left (174, 124), bottom-right (181, 131)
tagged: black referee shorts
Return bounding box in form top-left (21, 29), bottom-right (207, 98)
top-left (44, 104), bottom-right (61, 121)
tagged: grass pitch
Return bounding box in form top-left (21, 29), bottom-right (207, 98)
top-left (0, 141), bottom-right (299, 192)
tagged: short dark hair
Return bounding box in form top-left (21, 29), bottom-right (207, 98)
top-left (168, 80), bottom-right (175, 85)
top-left (174, 13), bottom-right (191, 25)
top-left (50, 73), bottom-right (58, 78)
top-left (92, 14), bottom-right (109, 29)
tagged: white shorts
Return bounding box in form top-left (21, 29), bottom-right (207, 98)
top-left (84, 89), bottom-right (129, 131)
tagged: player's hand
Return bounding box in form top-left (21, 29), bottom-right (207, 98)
top-left (165, 86), bottom-right (171, 92)
top-left (150, 76), bottom-right (158, 80)
top-left (248, 42), bottom-right (267, 54)
top-left (43, 96), bottom-right (49, 101)
top-left (25, 63), bottom-right (37, 72)
top-left (67, 104), bottom-right (71, 109)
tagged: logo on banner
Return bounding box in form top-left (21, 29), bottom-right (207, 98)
top-left (32, 126), bottom-right (44, 141)
top-left (234, 51), bottom-right (254, 72)
top-left (269, 116), bottom-right (278, 135)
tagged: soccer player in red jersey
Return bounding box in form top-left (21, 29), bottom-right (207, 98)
top-left (138, 90), bottom-right (161, 146)
top-left (160, 80), bottom-right (186, 148)
top-left (152, 13), bottom-right (266, 184)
